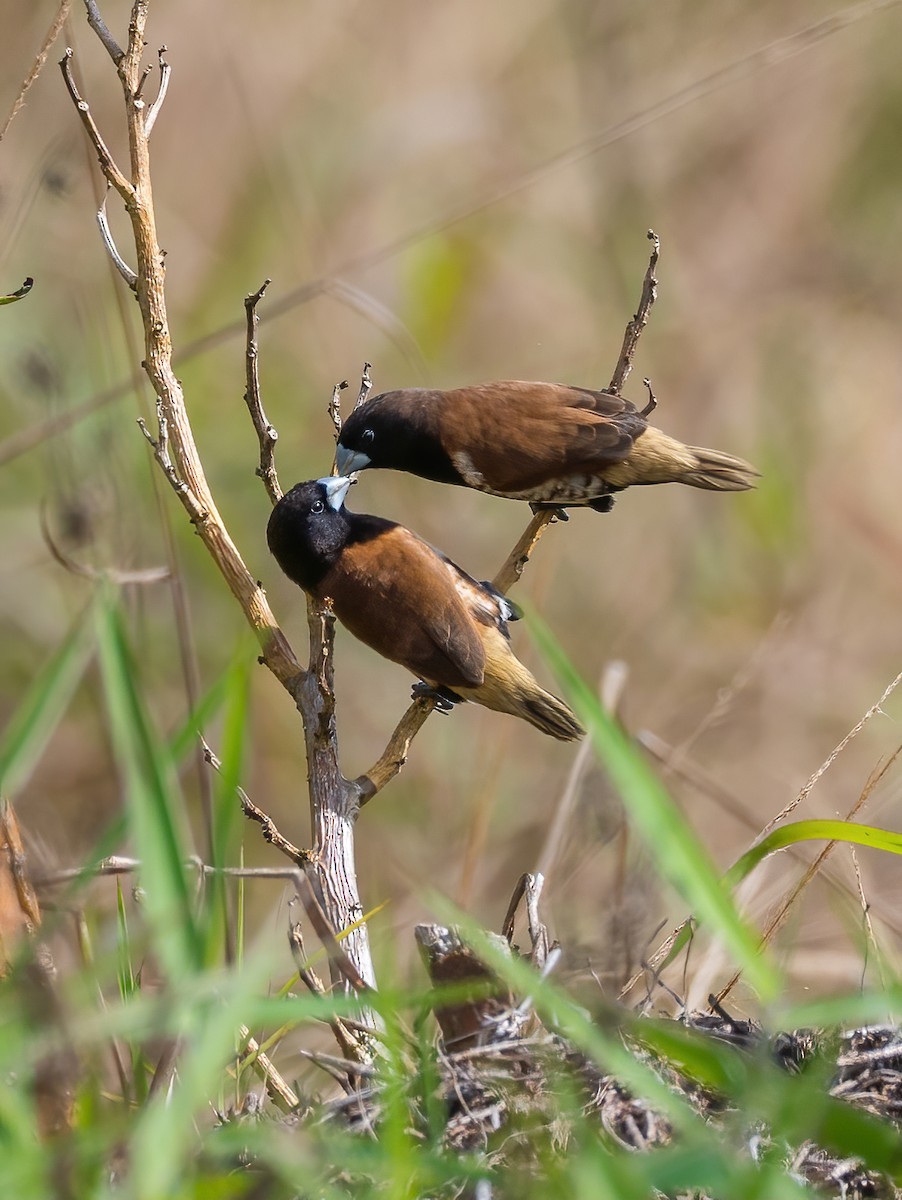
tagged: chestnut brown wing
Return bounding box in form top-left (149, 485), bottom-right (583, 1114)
top-left (317, 525), bottom-right (486, 690)
top-left (438, 381), bottom-right (646, 492)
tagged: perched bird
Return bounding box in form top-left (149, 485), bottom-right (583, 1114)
top-left (266, 476), bottom-right (584, 741)
top-left (335, 381), bottom-right (757, 510)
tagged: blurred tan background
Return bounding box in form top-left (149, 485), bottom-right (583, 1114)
top-left (2, 0), bottom-right (902, 1009)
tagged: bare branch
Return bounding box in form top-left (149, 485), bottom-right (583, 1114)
top-left (120, 0), bottom-right (149, 84)
top-left (137, 408), bottom-right (207, 528)
top-left (354, 696), bottom-right (436, 804)
top-left (133, 64), bottom-right (152, 102)
top-left (639, 377), bottom-right (657, 417)
top-left (145, 47), bottom-right (170, 138)
top-left (201, 738), bottom-right (311, 867)
top-left (353, 362), bottom-right (373, 411)
top-left (243, 279), bottom-right (282, 505)
top-left (501, 873), bottom-right (549, 969)
top-left (59, 50), bottom-right (132, 196)
top-left (608, 229), bottom-right (659, 395)
top-left (492, 511), bottom-right (556, 595)
top-left (84, 0), bottom-right (123, 63)
top-left (291, 873), bottom-right (372, 995)
top-left (288, 922), bottom-right (370, 1064)
top-left (328, 380), bottom-right (348, 447)
top-left (96, 188), bottom-right (137, 289)
top-left (237, 1024), bottom-right (299, 1113)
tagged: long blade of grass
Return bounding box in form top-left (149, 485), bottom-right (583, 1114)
top-left (94, 587), bottom-right (203, 977)
top-left (0, 603), bottom-right (94, 797)
top-left (726, 819), bottom-right (902, 887)
top-left (201, 647), bottom-right (252, 963)
top-left (527, 605), bottom-right (780, 1002)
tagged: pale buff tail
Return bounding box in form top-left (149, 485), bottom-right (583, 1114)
top-left (606, 427), bottom-right (759, 492)
top-left (517, 686), bottom-right (585, 741)
top-left (456, 632), bottom-right (585, 742)
top-left (682, 445), bottom-right (759, 492)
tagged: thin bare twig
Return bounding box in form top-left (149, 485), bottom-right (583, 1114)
top-left (354, 696), bottom-right (436, 804)
top-left (501, 873), bottom-right (549, 969)
top-left (353, 362), bottom-right (373, 411)
top-left (200, 739), bottom-right (311, 866)
top-left (608, 230), bottom-right (659, 394)
top-left (288, 921), bottom-right (373, 1065)
top-left (243, 279), bottom-right (282, 505)
top-left (84, 0), bottom-right (123, 62)
top-left (328, 380), bottom-right (348, 452)
top-left (237, 1024), bottom-right (300, 1112)
top-left (144, 47), bottom-right (170, 137)
top-left (96, 189), bottom-right (138, 288)
top-left (59, 50), bottom-right (131, 196)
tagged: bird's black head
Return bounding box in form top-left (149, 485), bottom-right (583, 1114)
top-left (335, 390), bottom-right (460, 484)
top-left (266, 476), bottom-right (353, 593)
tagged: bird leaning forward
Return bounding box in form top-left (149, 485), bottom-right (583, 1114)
top-left (266, 476), bottom-right (585, 742)
top-left (335, 380), bottom-right (758, 511)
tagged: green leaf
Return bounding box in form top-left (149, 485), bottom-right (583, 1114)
top-left (727, 818), bottom-right (902, 888)
top-left (0, 604), bottom-right (94, 797)
top-left (94, 586), bottom-right (203, 977)
top-left (527, 604), bottom-right (781, 1002)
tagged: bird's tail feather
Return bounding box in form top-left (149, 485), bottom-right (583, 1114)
top-left (683, 446), bottom-right (759, 492)
top-left (519, 689), bottom-right (585, 741)
top-left (457, 635), bottom-right (585, 742)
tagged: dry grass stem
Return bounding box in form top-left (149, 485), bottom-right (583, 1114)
top-left (0, 1), bottom-right (71, 144)
top-left (759, 666), bottom-right (902, 838)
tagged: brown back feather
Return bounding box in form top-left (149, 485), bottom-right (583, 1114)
top-left (436, 382), bottom-right (646, 492)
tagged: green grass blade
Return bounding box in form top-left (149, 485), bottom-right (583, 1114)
top-left (94, 587), bottom-right (203, 977)
top-left (126, 946), bottom-right (282, 1200)
top-left (0, 604), bottom-right (93, 797)
top-left (726, 819), bottom-right (902, 888)
top-left (201, 646), bottom-right (252, 962)
top-left (527, 605), bottom-right (780, 1002)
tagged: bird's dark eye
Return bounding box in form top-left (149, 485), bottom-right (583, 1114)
top-left (311, 499), bottom-right (325, 514)
top-left (361, 428), bottom-right (375, 445)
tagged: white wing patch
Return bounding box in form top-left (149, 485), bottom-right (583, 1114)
top-left (451, 451), bottom-right (487, 487)
top-left (442, 559), bottom-right (506, 629)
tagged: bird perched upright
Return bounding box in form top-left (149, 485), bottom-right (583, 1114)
top-left (266, 476), bottom-right (584, 741)
top-left (335, 381), bottom-right (757, 510)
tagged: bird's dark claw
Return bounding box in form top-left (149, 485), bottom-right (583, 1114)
top-left (529, 502), bottom-right (569, 522)
top-left (411, 682), bottom-right (459, 713)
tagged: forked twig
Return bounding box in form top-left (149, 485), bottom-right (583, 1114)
top-left (243, 280), bottom-right (281, 505)
top-left (200, 739), bottom-right (311, 866)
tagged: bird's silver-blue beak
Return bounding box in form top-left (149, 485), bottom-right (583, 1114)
top-left (335, 444), bottom-right (371, 477)
top-left (321, 475), bottom-right (353, 511)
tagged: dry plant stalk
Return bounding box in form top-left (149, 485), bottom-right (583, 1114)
top-left (61, 1), bottom-right (659, 1037)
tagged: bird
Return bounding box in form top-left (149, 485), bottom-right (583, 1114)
top-left (266, 476), bottom-right (584, 741)
top-left (334, 380), bottom-right (758, 511)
